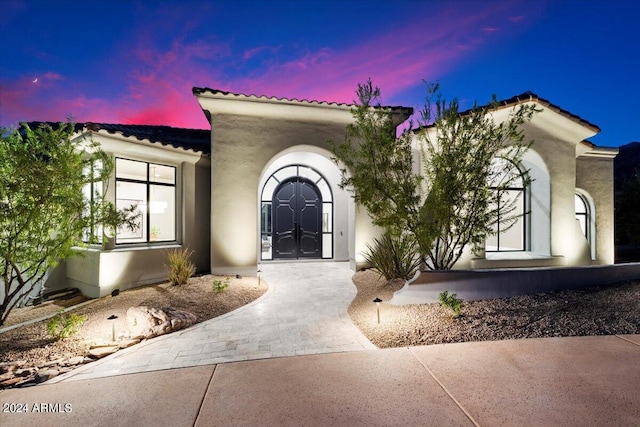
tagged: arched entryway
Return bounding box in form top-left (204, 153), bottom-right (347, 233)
top-left (260, 164), bottom-right (333, 261)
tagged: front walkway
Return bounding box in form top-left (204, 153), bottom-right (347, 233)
top-left (50, 261), bottom-right (375, 383)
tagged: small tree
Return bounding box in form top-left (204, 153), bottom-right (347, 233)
top-left (331, 80), bottom-right (423, 238)
top-left (417, 84), bottom-right (539, 269)
top-left (332, 81), bottom-right (539, 272)
top-left (0, 122), bottom-right (138, 326)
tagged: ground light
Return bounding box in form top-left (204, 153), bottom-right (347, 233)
top-left (373, 298), bottom-right (382, 324)
top-left (257, 270), bottom-right (262, 287)
top-left (107, 315), bottom-right (118, 341)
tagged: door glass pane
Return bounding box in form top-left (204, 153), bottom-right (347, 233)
top-left (316, 179), bottom-right (331, 201)
top-left (274, 166), bottom-right (297, 182)
top-left (261, 177), bottom-right (279, 201)
top-left (322, 203), bottom-right (332, 232)
top-left (298, 166), bottom-right (321, 183)
top-left (322, 234), bottom-right (332, 258)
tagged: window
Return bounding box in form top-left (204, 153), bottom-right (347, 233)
top-left (115, 158), bottom-right (176, 244)
top-left (486, 158), bottom-right (526, 252)
top-left (575, 193), bottom-right (589, 240)
top-left (82, 160), bottom-right (104, 243)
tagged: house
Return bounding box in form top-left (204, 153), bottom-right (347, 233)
top-left (41, 88), bottom-right (618, 299)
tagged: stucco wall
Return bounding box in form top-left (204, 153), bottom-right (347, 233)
top-left (62, 134), bottom-right (210, 298)
top-left (410, 103), bottom-right (602, 269)
top-left (527, 131), bottom-right (585, 264)
top-left (576, 155), bottom-right (616, 264)
top-left (207, 108), bottom-right (378, 275)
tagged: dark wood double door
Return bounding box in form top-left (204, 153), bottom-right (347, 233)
top-left (272, 177), bottom-right (322, 259)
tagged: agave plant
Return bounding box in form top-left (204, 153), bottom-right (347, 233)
top-left (363, 233), bottom-right (421, 280)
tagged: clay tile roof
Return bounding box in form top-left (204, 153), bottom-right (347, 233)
top-left (25, 122), bottom-right (210, 155)
top-left (192, 87), bottom-right (413, 115)
top-left (413, 91), bottom-right (600, 133)
top-left (491, 91), bottom-right (600, 132)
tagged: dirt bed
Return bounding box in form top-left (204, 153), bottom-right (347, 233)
top-left (0, 275), bottom-right (267, 369)
top-left (348, 270), bottom-right (640, 348)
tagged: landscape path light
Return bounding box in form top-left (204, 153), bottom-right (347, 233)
top-left (257, 269), bottom-right (262, 287)
top-left (107, 315), bottom-right (118, 342)
top-left (373, 297), bottom-right (382, 324)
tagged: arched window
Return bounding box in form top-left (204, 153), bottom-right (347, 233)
top-left (486, 158), bottom-right (527, 252)
top-left (575, 193), bottom-right (589, 240)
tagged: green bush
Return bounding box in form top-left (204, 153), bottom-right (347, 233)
top-left (46, 310), bottom-right (88, 340)
top-left (439, 290), bottom-right (463, 318)
top-left (363, 233), bottom-right (421, 280)
top-left (212, 277), bottom-right (230, 293)
top-left (166, 247), bottom-right (196, 286)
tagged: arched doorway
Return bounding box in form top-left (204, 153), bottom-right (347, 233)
top-left (260, 164), bottom-right (333, 261)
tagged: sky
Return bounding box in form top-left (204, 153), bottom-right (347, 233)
top-left (0, 0), bottom-right (638, 147)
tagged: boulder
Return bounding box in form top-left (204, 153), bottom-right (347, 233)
top-left (126, 306), bottom-right (196, 339)
top-left (118, 338), bottom-right (141, 349)
top-left (88, 346), bottom-right (119, 359)
top-left (35, 369), bottom-right (59, 383)
top-left (66, 356), bottom-right (85, 366)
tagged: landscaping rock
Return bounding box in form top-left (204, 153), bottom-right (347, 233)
top-left (0, 376), bottom-right (25, 387)
top-left (88, 346), bottom-right (119, 359)
top-left (118, 338), bottom-right (141, 349)
top-left (43, 357), bottom-right (64, 367)
top-left (35, 369), bottom-right (59, 383)
top-left (0, 360), bottom-right (26, 374)
top-left (15, 368), bottom-right (36, 377)
top-left (0, 372), bottom-right (15, 382)
top-left (126, 306), bottom-right (196, 339)
top-left (66, 356), bottom-right (85, 366)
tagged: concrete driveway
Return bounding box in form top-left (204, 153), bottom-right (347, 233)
top-left (2, 335), bottom-right (639, 426)
top-left (49, 261), bottom-right (375, 383)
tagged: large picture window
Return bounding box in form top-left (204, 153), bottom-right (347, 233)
top-left (486, 158), bottom-right (526, 252)
top-left (115, 158), bottom-right (176, 244)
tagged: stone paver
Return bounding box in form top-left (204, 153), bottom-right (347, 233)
top-left (51, 261), bottom-right (374, 383)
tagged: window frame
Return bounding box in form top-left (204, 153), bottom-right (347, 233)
top-left (486, 159), bottom-right (527, 253)
top-left (115, 157), bottom-right (177, 245)
top-left (575, 193), bottom-right (590, 242)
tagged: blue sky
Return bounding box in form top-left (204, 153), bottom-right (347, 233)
top-left (1, 0), bottom-right (638, 147)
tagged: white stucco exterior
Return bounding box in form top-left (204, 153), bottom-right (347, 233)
top-left (36, 89), bottom-right (619, 300)
top-left (411, 95), bottom-right (617, 269)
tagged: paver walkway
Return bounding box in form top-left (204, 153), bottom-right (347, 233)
top-left (50, 261), bottom-right (375, 383)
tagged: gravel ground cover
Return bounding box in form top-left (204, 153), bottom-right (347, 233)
top-left (0, 275), bottom-right (266, 385)
top-left (348, 269), bottom-right (640, 348)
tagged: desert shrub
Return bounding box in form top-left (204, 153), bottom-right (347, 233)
top-left (439, 290), bottom-right (463, 318)
top-left (166, 247), bottom-right (196, 286)
top-left (46, 310), bottom-right (88, 340)
top-left (363, 233), bottom-right (421, 280)
top-left (212, 277), bottom-right (230, 293)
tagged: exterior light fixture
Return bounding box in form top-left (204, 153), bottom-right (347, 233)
top-left (257, 269), bottom-right (262, 287)
top-left (373, 297), bottom-right (382, 324)
top-left (107, 315), bottom-right (118, 342)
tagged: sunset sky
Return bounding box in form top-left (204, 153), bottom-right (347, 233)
top-left (1, 0), bottom-right (638, 147)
